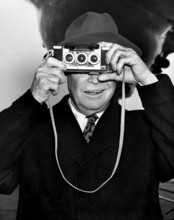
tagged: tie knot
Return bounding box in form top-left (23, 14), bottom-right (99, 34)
top-left (86, 114), bottom-right (98, 123)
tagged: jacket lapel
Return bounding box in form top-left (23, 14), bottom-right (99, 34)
top-left (52, 95), bottom-right (87, 164)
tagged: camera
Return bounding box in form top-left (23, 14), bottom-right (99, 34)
top-left (46, 43), bottom-right (112, 73)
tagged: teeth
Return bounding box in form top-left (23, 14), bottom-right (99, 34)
top-left (85, 91), bottom-right (102, 95)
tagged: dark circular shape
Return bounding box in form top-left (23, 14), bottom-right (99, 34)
top-left (77, 53), bottom-right (87, 64)
top-left (64, 52), bottom-right (74, 63)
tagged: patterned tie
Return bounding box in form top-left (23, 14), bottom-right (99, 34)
top-left (83, 114), bottom-right (98, 143)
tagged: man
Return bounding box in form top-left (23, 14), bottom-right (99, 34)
top-left (0, 12), bottom-right (174, 220)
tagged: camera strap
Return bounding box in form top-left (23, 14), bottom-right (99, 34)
top-left (49, 68), bottom-right (126, 193)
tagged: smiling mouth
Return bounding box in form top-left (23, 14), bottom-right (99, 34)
top-left (84, 90), bottom-right (104, 95)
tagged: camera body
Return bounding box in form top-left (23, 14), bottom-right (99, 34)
top-left (49, 43), bottom-right (112, 73)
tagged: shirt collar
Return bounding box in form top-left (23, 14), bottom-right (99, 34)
top-left (68, 98), bottom-right (104, 131)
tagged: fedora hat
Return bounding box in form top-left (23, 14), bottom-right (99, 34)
top-left (59, 12), bottom-right (142, 56)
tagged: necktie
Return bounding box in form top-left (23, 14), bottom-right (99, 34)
top-left (83, 114), bottom-right (98, 143)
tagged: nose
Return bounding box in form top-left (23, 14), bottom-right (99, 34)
top-left (88, 73), bottom-right (99, 84)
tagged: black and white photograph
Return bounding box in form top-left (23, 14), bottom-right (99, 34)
top-left (0, 0), bottom-right (174, 219)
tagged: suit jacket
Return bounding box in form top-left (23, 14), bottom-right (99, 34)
top-left (0, 75), bottom-right (174, 220)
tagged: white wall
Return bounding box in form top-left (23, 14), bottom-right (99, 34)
top-left (0, 0), bottom-right (69, 111)
top-left (0, 0), bottom-right (45, 110)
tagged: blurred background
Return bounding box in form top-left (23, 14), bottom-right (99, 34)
top-left (0, 0), bottom-right (174, 219)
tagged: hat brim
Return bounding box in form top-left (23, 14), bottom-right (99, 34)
top-left (58, 32), bottom-right (142, 56)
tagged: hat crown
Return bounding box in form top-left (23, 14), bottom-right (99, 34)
top-left (65, 12), bottom-right (119, 40)
top-left (59, 11), bottom-right (142, 56)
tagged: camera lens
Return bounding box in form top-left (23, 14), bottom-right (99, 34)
top-left (77, 53), bottom-right (87, 64)
top-left (64, 52), bottom-right (75, 64)
top-left (89, 53), bottom-right (100, 65)
top-left (90, 55), bottom-right (98, 63)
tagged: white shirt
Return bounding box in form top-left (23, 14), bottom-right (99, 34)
top-left (68, 98), bottom-right (104, 131)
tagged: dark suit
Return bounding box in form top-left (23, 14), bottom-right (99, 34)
top-left (0, 75), bottom-right (174, 220)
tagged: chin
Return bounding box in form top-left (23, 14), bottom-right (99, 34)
top-left (83, 102), bottom-right (105, 112)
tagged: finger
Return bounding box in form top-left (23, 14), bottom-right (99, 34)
top-left (37, 67), bottom-right (66, 84)
top-left (40, 78), bottom-right (59, 94)
top-left (43, 57), bottom-right (67, 70)
top-left (110, 48), bottom-right (137, 73)
top-left (98, 41), bottom-right (113, 48)
top-left (116, 57), bottom-right (132, 75)
top-left (105, 44), bottom-right (128, 64)
top-left (52, 87), bottom-right (60, 96)
top-left (98, 72), bottom-right (128, 82)
top-left (45, 75), bottom-right (63, 85)
top-left (49, 81), bottom-right (59, 95)
top-left (110, 49), bottom-right (127, 72)
top-left (98, 71), bottom-right (137, 84)
top-left (116, 50), bottom-right (138, 75)
top-left (98, 72), bottom-right (117, 82)
top-left (46, 70), bottom-right (66, 85)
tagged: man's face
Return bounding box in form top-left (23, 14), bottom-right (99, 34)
top-left (67, 72), bottom-right (116, 115)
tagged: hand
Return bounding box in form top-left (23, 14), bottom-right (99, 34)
top-left (98, 42), bottom-right (158, 85)
top-left (31, 57), bottom-right (67, 104)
